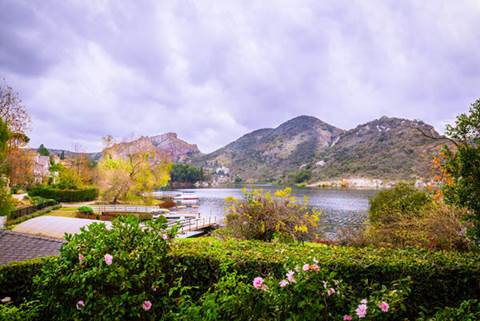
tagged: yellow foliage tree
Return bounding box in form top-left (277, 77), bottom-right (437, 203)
top-left (97, 147), bottom-right (171, 204)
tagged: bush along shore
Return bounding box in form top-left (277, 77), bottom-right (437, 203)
top-left (0, 217), bottom-right (479, 320)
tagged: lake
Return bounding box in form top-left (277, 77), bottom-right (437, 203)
top-left (176, 186), bottom-right (378, 237)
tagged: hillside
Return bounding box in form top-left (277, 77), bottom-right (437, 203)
top-left (105, 133), bottom-right (201, 162)
top-left (193, 116), bottom-right (344, 182)
top-left (311, 117), bottom-right (444, 181)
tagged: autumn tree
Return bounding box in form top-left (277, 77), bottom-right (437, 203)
top-left (0, 81), bottom-right (34, 187)
top-left (440, 98), bottom-right (480, 243)
top-left (97, 141), bottom-right (171, 204)
top-left (37, 144), bottom-right (50, 156)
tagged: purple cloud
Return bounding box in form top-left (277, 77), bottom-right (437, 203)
top-left (1, 0), bottom-right (479, 153)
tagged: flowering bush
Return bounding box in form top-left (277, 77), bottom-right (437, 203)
top-left (173, 259), bottom-right (411, 320)
top-left (221, 188), bottom-right (321, 242)
top-left (33, 215), bottom-right (177, 321)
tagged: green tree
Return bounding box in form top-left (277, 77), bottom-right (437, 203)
top-left (60, 150), bottom-right (65, 160)
top-left (37, 144), bottom-right (50, 156)
top-left (442, 98), bottom-right (480, 243)
top-left (0, 119), bottom-right (13, 216)
top-left (170, 163), bottom-right (204, 183)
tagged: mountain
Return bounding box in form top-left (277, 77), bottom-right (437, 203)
top-left (194, 116), bottom-right (445, 183)
top-left (311, 117), bottom-right (444, 181)
top-left (193, 116), bottom-right (344, 182)
top-left (105, 133), bottom-right (201, 162)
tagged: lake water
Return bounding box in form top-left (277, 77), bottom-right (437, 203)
top-left (176, 186), bottom-right (378, 237)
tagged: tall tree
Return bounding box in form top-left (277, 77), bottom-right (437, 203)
top-left (38, 144), bottom-right (50, 156)
top-left (98, 142), bottom-right (171, 204)
top-left (0, 81), bottom-right (31, 140)
top-left (0, 119), bottom-right (13, 215)
top-left (441, 98), bottom-right (480, 243)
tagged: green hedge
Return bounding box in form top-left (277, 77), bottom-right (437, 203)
top-left (0, 258), bottom-right (49, 304)
top-left (27, 187), bottom-right (98, 202)
top-left (169, 238), bottom-right (480, 318)
top-left (2, 238), bottom-right (479, 319)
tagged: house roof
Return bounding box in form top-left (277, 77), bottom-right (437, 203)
top-left (0, 230), bottom-right (63, 265)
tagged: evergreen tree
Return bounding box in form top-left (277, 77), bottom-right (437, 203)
top-left (38, 144), bottom-right (50, 156)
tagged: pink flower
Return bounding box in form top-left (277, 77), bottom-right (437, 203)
top-left (104, 254), bottom-right (113, 265)
top-left (378, 301), bottom-right (389, 313)
top-left (343, 315), bottom-right (353, 321)
top-left (286, 271), bottom-right (296, 283)
top-left (356, 304), bottom-right (367, 318)
top-left (143, 300), bottom-right (152, 311)
top-left (303, 264), bottom-right (310, 271)
top-left (78, 254), bottom-right (85, 262)
top-left (279, 280), bottom-right (289, 288)
top-left (253, 277), bottom-right (264, 289)
top-left (162, 234), bottom-right (168, 240)
top-left (76, 300), bottom-right (85, 310)
top-left (311, 264), bottom-right (320, 271)
top-left (327, 288), bottom-right (335, 296)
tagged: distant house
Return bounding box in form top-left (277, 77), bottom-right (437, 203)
top-left (33, 154), bottom-right (50, 183)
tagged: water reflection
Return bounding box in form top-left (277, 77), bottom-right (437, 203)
top-left (174, 186), bottom-right (378, 236)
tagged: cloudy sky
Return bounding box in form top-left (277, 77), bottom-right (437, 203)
top-left (1, 0), bottom-right (479, 153)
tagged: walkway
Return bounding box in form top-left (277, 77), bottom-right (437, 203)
top-left (13, 216), bottom-right (111, 239)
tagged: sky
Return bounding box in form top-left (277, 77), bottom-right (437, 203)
top-left (1, 0), bottom-right (480, 153)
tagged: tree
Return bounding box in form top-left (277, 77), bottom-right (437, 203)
top-left (170, 163), bottom-right (204, 183)
top-left (60, 150), bottom-right (65, 160)
top-left (37, 144), bottom-right (50, 156)
top-left (0, 119), bottom-right (13, 215)
top-left (441, 98), bottom-right (480, 243)
top-left (98, 144), bottom-right (172, 204)
top-left (0, 81), bottom-right (31, 140)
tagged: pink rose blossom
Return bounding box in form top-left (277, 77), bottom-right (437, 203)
top-left (143, 300), bottom-right (152, 311)
top-left (327, 288), bottom-right (335, 296)
top-left (378, 301), bottom-right (389, 313)
top-left (78, 254), bottom-right (85, 262)
top-left (104, 254), bottom-right (113, 265)
top-left (286, 271), bottom-right (296, 283)
top-left (343, 315), bottom-right (353, 321)
top-left (356, 304), bottom-right (367, 318)
top-left (76, 300), bottom-right (85, 310)
top-left (279, 280), bottom-right (289, 288)
top-left (311, 264), bottom-right (320, 271)
top-left (253, 277), bottom-right (264, 289)
top-left (302, 264), bottom-right (310, 271)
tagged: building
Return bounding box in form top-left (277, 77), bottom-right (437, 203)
top-left (33, 154), bottom-right (50, 183)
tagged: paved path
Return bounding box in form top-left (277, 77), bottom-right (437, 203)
top-left (13, 216), bottom-right (111, 239)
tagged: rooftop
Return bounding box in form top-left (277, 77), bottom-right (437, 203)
top-left (0, 230), bottom-right (63, 265)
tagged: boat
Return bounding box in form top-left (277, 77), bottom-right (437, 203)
top-left (173, 192), bottom-right (199, 201)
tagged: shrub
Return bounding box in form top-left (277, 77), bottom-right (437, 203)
top-left (28, 187), bottom-right (98, 202)
top-left (0, 301), bottom-right (42, 321)
top-left (222, 188), bottom-right (321, 242)
top-left (418, 299), bottom-right (480, 321)
top-left (170, 238), bottom-right (480, 318)
top-left (77, 206), bottom-right (93, 214)
top-left (365, 204), bottom-right (473, 250)
top-left (368, 182), bottom-right (432, 224)
top-left (6, 204), bottom-right (61, 226)
top-left (173, 265), bottom-right (411, 320)
top-left (34, 216), bottom-right (177, 320)
top-left (0, 258), bottom-right (48, 304)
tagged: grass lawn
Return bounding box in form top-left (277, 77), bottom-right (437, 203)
top-left (47, 206), bottom-right (78, 218)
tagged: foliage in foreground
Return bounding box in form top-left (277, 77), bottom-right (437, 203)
top-left (34, 216), bottom-right (176, 320)
top-left (441, 98), bottom-right (480, 244)
top-left (221, 187), bottom-right (321, 242)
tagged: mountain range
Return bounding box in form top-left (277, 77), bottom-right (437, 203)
top-left (44, 115), bottom-right (447, 183)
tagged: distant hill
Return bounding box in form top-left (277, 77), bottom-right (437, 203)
top-left (37, 116), bottom-right (447, 183)
top-left (192, 116), bottom-right (344, 182)
top-left (193, 116), bottom-right (446, 183)
top-left (104, 133), bottom-right (201, 162)
top-left (311, 117), bottom-right (444, 181)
